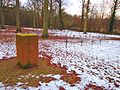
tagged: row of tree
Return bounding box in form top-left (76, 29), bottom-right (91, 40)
top-left (0, 0), bottom-right (120, 37)
top-left (0, 0), bottom-right (21, 31)
top-left (0, 0), bottom-right (66, 37)
top-left (80, 0), bottom-right (120, 34)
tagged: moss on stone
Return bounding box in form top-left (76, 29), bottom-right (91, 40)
top-left (16, 34), bottom-right (37, 37)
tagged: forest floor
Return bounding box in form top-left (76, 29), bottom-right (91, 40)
top-left (0, 27), bottom-right (120, 90)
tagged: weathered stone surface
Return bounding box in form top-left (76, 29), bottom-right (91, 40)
top-left (16, 34), bottom-right (38, 68)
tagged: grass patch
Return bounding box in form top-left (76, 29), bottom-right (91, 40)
top-left (0, 57), bottom-right (80, 87)
top-left (16, 62), bottom-right (33, 69)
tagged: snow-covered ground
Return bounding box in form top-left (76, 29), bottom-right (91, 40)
top-left (0, 29), bottom-right (120, 90)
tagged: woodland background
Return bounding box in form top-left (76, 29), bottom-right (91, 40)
top-left (0, 0), bottom-right (120, 34)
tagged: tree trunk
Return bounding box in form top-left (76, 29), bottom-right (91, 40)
top-left (59, 0), bottom-right (64, 30)
top-left (0, 0), bottom-right (5, 29)
top-left (33, 5), bottom-right (36, 28)
top-left (42, 0), bottom-right (49, 38)
top-left (33, 10), bottom-right (36, 28)
top-left (99, 13), bottom-right (104, 33)
top-left (109, 0), bottom-right (118, 32)
top-left (50, 0), bottom-right (53, 28)
top-left (81, 0), bottom-right (85, 31)
top-left (16, 0), bottom-right (21, 32)
top-left (83, 0), bottom-right (90, 34)
top-left (41, 4), bottom-right (44, 27)
top-left (36, 10), bottom-right (40, 28)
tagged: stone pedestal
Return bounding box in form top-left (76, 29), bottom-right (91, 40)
top-left (16, 34), bottom-right (38, 68)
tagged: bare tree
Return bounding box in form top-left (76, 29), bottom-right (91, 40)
top-left (83, 0), bottom-right (90, 34)
top-left (0, 0), bottom-right (5, 29)
top-left (79, 0), bottom-right (85, 31)
top-left (16, 0), bottom-right (21, 32)
top-left (81, 0), bottom-right (85, 20)
top-left (0, 0), bottom-right (15, 29)
top-left (99, 0), bottom-right (109, 32)
top-left (49, 0), bottom-right (57, 28)
top-left (26, 0), bottom-right (43, 28)
top-left (109, 0), bottom-right (119, 32)
top-left (49, 0), bottom-right (53, 28)
top-left (55, 0), bottom-right (64, 30)
top-left (42, 0), bottom-right (49, 38)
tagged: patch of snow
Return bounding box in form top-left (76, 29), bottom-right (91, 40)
top-left (0, 29), bottom-right (120, 89)
top-left (52, 74), bottom-right (61, 80)
top-left (16, 82), bottom-right (24, 86)
top-left (0, 82), bottom-right (4, 88)
top-left (38, 30), bottom-right (120, 89)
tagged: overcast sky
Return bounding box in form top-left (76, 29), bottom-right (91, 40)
top-left (65, 0), bottom-right (102, 15)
